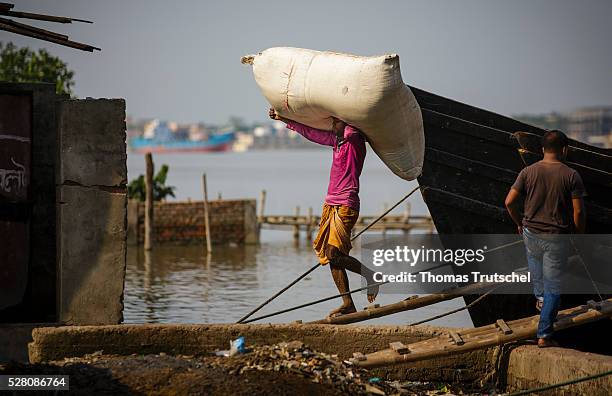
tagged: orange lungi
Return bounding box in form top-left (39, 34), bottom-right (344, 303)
top-left (313, 203), bottom-right (359, 265)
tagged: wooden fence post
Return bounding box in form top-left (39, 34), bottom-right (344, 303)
top-left (202, 173), bottom-right (212, 253)
top-left (306, 206), bottom-right (313, 242)
top-left (258, 189), bottom-right (267, 225)
top-left (403, 202), bottom-right (411, 235)
top-left (293, 206), bottom-right (300, 241)
top-left (144, 152), bottom-right (154, 251)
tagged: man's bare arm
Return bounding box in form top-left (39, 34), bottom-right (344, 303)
top-left (268, 107), bottom-right (335, 146)
top-left (572, 197), bottom-right (586, 234)
top-left (505, 188), bottom-right (523, 234)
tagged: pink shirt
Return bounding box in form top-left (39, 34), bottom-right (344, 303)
top-left (287, 121), bottom-right (366, 211)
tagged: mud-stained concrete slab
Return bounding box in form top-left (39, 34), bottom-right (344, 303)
top-left (27, 323), bottom-right (612, 394)
top-left (28, 323), bottom-right (491, 382)
top-left (503, 345), bottom-right (612, 395)
top-left (0, 324), bottom-right (57, 363)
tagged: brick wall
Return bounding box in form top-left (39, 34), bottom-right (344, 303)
top-left (128, 199), bottom-right (258, 245)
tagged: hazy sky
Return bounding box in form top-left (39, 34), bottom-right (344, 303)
top-left (5, 0), bottom-right (612, 124)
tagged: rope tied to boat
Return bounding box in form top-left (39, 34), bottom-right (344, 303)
top-left (408, 283), bottom-right (506, 326)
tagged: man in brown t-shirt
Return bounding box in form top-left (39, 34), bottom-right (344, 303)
top-left (505, 130), bottom-right (586, 347)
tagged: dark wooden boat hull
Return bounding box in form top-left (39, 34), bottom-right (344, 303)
top-left (411, 86), bottom-right (612, 352)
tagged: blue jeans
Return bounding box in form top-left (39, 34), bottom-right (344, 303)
top-left (523, 227), bottom-right (569, 339)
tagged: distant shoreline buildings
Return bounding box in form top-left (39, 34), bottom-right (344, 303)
top-left (126, 105), bottom-right (612, 153)
top-left (126, 118), bottom-right (323, 153)
top-left (516, 106), bottom-right (612, 148)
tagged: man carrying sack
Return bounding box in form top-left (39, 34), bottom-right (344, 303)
top-left (269, 108), bottom-right (379, 317)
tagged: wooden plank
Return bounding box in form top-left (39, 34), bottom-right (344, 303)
top-left (308, 279), bottom-right (501, 325)
top-left (352, 352), bottom-right (367, 361)
top-left (389, 342), bottom-right (409, 355)
top-left (587, 300), bottom-right (602, 311)
top-left (351, 298), bottom-right (612, 368)
top-left (495, 319), bottom-right (512, 335)
top-left (0, 9), bottom-right (93, 24)
top-left (0, 21), bottom-right (98, 51)
top-left (449, 331), bottom-right (464, 346)
top-left (0, 16), bottom-right (68, 40)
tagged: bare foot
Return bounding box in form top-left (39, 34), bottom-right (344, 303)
top-left (367, 282), bottom-right (379, 303)
top-left (537, 338), bottom-right (558, 348)
top-left (328, 303), bottom-right (357, 318)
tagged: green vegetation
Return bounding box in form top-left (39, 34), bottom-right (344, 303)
top-left (128, 164), bottom-right (176, 202)
top-left (0, 41), bottom-right (75, 95)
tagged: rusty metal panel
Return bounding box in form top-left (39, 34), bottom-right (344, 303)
top-left (0, 93), bottom-right (31, 311)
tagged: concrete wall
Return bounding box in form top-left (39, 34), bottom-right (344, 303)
top-left (503, 345), bottom-right (612, 395)
top-left (56, 99), bottom-right (127, 325)
top-left (127, 199), bottom-right (258, 245)
top-left (27, 323), bottom-right (487, 382)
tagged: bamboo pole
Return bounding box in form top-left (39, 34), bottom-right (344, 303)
top-left (353, 298), bottom-right (612, 368)
top-left (202, 173), bottom-right (212, 253)
top-left (144, 152), bottom-right (154, 251)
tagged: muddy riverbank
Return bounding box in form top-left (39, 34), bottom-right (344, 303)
top-left (2, 344), bottom-right (469, 396)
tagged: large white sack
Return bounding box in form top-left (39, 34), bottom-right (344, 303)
top-left (241, 47), bottom-right (424, 180)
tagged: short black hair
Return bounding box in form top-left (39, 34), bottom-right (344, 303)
top-left (542, 130), bottom-right (568, 153)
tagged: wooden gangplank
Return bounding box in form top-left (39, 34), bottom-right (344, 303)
top-left (308, 279), bottom-right (502, 325)
top-left (350, 298), bottom-right (612, 369)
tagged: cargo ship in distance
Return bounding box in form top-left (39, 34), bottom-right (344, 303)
top-left (129, 120), bottom-right (235, 153)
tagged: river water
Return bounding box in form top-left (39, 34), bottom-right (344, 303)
top-left (124, 150), bottom-right (471, 327)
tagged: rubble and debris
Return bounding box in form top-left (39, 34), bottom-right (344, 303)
top-left (1, 342), bottom-right (471, 395)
